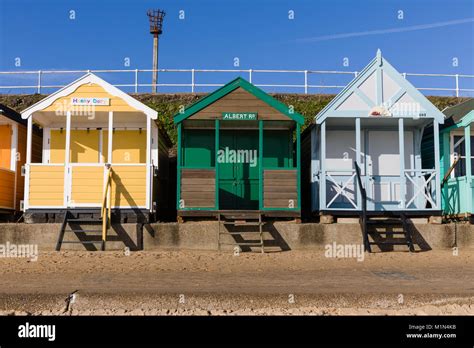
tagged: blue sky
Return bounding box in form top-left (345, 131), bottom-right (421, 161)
top-left (0, 0), bottom-right (473, 94)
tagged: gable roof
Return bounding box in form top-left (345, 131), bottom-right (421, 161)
top-left (315, 49), bottom-right (445, 124)
top-left (0, 104), bottom-right (25, 125)
top-left (442, 98), bottom-right (474, 126)
top-left (173, 77), bottom-right (304, 124)
top-left (21, 73), bottom-right (158, 119)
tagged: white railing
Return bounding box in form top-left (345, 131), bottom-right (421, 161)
top-left (0, 68), bottom-right (473, 96)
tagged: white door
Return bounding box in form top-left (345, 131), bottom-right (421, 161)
top-left (366, 130), bottom-right (414, 210)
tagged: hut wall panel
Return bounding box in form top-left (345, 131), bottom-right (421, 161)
top-left (0, 169), bottom-right (15, 209)
top-left (111, 165), bottom-right (147, 207)
top-left (263, 169), bottom-right (297, 208)
top-left (70, 166), bottom-right (104, 204)
top-left (180, 169), bottom-right (215, 208)
top-left (28, 165), bottom-right (64, 206)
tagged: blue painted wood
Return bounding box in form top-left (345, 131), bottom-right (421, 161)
top-left (399, 118), bottom-right (406, 209)
top-left (355, 117), bottom-right (361, 210)
top-left (320, 121), bottom-right (326, 210)
top-left (433, 120), bottom-right (441, 210)
top-left (465, 124), bottom-right (472, 213)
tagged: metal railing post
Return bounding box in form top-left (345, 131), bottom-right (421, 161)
top-left (135, 69), bottom-right (138, 93)
top-left (455, 74), bottom-right (459, 97)
top-left (249, 69), bottom-right (252, 83)
top-left (37, 70), bottom-right (41, 94)
top-left (304, 70), bottom-right (308, 94)
top-left (191, 69), bottom-right (195, 93)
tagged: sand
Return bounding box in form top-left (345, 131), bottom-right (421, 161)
top-left (0, 249), bottom-right (472, 315)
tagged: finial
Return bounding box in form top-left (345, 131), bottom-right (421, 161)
top-left (376, 49), bottom-right (382, 66)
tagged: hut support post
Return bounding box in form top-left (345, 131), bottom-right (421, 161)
top-left (64, 111), bottom-right (71, 207)
top-left (398, 118), bottom-right (406, 210)
top-left (320, 121), bottom-right (326, 210)
top-left (433, 120), bottom-right (441, 210)
top-left (465, 124), bottom-right (472, 213)
top-left (176, 123), bottom-right (182, 211)
top-left (355, 117), bottom-right (361, 210)
top-left (146, 114), bottom-right (151, 210)
top-left (215, 119), bottom-right (220, 210)
top-left (24, 116), bottom-right (33, 210)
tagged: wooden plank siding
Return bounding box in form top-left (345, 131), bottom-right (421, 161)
top-left (189, 87), bottom-right (289, 121)
top-left (180, 169), bottom-right (216, 208)
top-left (28, 165), bottom-right (65, 207)
top-left (111, 165), bottom-right (147, 207)
top-left (263, 169), bottom-right (298, 208)
top-left (0, 169), bottom-right (15, 209)
top-left (70, 166), bottom-right (104, 204)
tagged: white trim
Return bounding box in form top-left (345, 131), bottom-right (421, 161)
top-left (151, 122), bottom-right (159, 167)
top-left (64, 111), bottom-right (71, 206)
top-left (450, 129), bottom-right (474, 179)
top-left (21, 73), bottom-right (158, 120)
top-left (146, 116), bottom-right (151, 210)
top-left (24, 117), bottom-right (33, 210)
top-left (107, 111), bottom-right (113, 164)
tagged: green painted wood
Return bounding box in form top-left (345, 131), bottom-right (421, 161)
top-left (173, 77), bottom-right (304, 125)
top-left (215, 119), bottom-right (220, 209)
top-left (259, 120), bottom-right (263, 210)
top-left (263, 130), bottom-right (291, 168)
top-left (218, 130), bottom-right (259, 210)
top-left (183, 129), bottom-right (215, 168)
top-left (176, 123), bottom-right (182, 210)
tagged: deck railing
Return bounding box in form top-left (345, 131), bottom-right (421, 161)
top-left (0, 68), bottom-right (473, 96)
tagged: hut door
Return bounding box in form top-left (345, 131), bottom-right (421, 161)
top-left (366, 130), bottom-right (414, 210)
top-left (219, 130), bottom-right (259, 210)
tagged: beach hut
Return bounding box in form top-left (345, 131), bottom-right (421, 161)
top-left (302, 50), bottom-right (445, 251)
top-left (173, 77), bottom-right (304, 250)
top-left (0, 104), bottom-right (42, 218)
top-left (423, 99), bottom-right (473, 221)
top-left (21, 73), bottom-right (170, 249)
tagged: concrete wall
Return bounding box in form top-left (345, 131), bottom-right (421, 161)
top-left (0, 221), bottom-right (472, 252)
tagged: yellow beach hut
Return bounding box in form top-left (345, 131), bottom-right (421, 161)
top-left (0, 104), bottom-right (42, 217)
top-left (21, 73), bottom-right (170, 250)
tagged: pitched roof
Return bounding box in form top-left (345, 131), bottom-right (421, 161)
top-left (173, 77), bottom-right (304, 124)
top-left (21, 73), bottom-right (158, 119)
top-left (442, 98), bottom-right (474, 126)
top-left (0, 104), bottom-right (25, 125)
top-left (315, 50), bottom-right (445, 124)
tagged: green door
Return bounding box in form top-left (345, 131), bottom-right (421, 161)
top-left (219, 130), bottom-right (259, 210)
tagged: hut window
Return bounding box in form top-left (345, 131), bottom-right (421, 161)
top-left (453, 135), bottom-right (474, 177)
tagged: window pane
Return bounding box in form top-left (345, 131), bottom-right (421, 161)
top-left (453, 136), bottom-right (465, 157)
top-left (454, 158), bottom-right (466, 177)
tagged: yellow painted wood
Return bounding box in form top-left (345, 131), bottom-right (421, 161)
top-left (70, 166), bottom-right (103, 204)
top-left (50, 130), bottom-right (66, 163)
top-left (70, 130), bottom-right (100, 163)
top-left (28, 166), bottom-right (64, 206)
top-left (110, 165), bottom-right (147, 207)
top-left (0, 125), bottom-right (12, 170)
top-left (42, 83), bottom-right (138, 112)
top-left (51, 130), bottom-right (100, 163)
top-left (102, 130), bottom-right (146, 163)
top-left (0, 169), bottom-right (14, 208)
